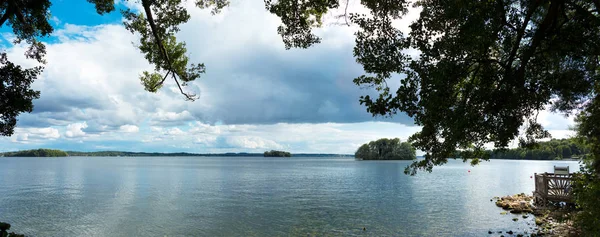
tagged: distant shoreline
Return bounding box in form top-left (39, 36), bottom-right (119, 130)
top-left (0, 149), bottom-right (354, 158)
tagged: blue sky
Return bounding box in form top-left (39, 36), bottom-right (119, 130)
top-left (0, 0), bottom-right (575, 154)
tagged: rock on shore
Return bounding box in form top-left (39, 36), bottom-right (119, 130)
top-left (492, 194), bottom-right (580, 237)
top-left (493, 193), bottom-right (534, 213)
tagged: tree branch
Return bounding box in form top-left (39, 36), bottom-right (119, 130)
top-left (8, 0), bottom-right (25, 23)
top-left (516, 0), bottom-right (560, 80)
top-left (158, 70), bottom-right (170, 89)
top-left (141, 0), bottom-right (196, 101)
top-left (171, 73), bottom-right (196, 101)
top-left (506, 1), bottom-right (539, 68)
top-left (0, 6), bottom-right (14, 27)
top-left (141, 0), bottom-right (171, 72)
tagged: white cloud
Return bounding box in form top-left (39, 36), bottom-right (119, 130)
top-left (151, 109), bottom-right (195, 126)
top-left (32, 127), bottom-right (61, 139)
top-left (50, 16), bottom-right (61, 25)
top-left (0, 1), bottom-right (577, 155)
top-left (119, 125), bottom-right (140, 133)
top-left (537, 106), bottom-right (575, 131)
top-left (193, 136), bottom-right (218, 145)
top-left (165, 127), bottom-right (185, 136)
top-left (224, 136), bottom-right (283, 150)
top-left (65, 122), bottom-right (88, 138)
top-left (9, 127), bottom-right (61, 143)
top-left (189, 122), bottom-right (222, 135)
top-left (14, 134), bottom-right (29, 142)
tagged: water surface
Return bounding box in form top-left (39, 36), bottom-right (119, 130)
top-left (0, 157), bottom-right (579, 236)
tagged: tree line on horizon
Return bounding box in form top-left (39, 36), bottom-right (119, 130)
top-left (454, 138), bottom-right (590, 160)
top-left (2, 149), bottom-right (353, 157)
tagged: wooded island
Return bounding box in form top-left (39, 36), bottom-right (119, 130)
top-left (355, 138), bottom-right (416, 160)
top-left (263, 150), bottom-right (292, 157)
top-left (2, 149), bottom-right (68, 157)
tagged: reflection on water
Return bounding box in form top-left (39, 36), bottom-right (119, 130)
top-left (0, 157), bottom-right (579, 236)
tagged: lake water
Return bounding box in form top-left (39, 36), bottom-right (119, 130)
top-left (0, 157), bottom-right (580, 236)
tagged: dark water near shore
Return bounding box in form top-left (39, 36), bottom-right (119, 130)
top-left (0, 157), bottom-right (579, 236)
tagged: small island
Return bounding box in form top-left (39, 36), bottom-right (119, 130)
top-left (263, 150), bottom-right (292, 157)
top-left (355, 138), bottom-right (416, 160)
top-left (2, 149), bottom-right (68, 157)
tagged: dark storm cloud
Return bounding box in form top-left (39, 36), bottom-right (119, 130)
top-left (185, 42), bottom-right (415, 126)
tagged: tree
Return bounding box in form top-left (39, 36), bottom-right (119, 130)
top-left (255, 0), bottom-right (599, 175)
top-left (3, 1), bottom-right (600, 175)
top-left (355, 138), bottom-right (416, 160)
top-left (559, 145), bottom-right (573, 158)
top-left (1, 0), bottom-right (208, 136)
top-left (349, 0), bottom-right (600, 175)
top-left (355, 144), bottom-right (371, 160)
top-left (573, 114), bottom-right (600, 235)
top-left (0, 53), bottom-right (41, 136)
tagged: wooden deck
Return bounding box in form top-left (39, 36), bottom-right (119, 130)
top-left (533, 172), bottom-right (574, 207)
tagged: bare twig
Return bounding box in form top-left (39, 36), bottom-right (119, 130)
top-left (172, 73), bottom-right (196, 101)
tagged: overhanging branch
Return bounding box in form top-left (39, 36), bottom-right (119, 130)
top-left (8, 0), bottom-right (25, 23)
top-left (141, 0), bottom-right (196, 101)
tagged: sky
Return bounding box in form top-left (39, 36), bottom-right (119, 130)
top-left (0, 0), bottom-right (576, 154)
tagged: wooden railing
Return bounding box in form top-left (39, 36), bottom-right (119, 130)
top-left (533, 172), bottom-right (574, 207)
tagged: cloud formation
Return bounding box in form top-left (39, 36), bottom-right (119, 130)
top-left (0, 1), bottom-right (575, 153)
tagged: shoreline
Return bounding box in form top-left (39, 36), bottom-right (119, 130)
top-left (492, 193), bottom-right (579, 236)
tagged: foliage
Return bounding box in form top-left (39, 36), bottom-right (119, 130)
top-left (263, 150), bottom-right (292, 157)
top-left (0, 221), bottom-right (26, 237)
top-left (0, 0), bottom-right (50, 136)
top-left (0, 0), bottom-right (205, 136)
top-left (355, 138), bottom-right (416, 160)
top-left (121, 0), bottom-right (205, 101)
top-left (572, 163), bottom-right (600, 235)
top-left (350, 0), bottom-right (600, 175)
top-left (2, 148), bottom-right (68, 157)
top-left (2, 1), bottom-right (600, 176)
top-left (571, 84), bottom-right (600, 236)
top-left (455, 138), bottom-right (590, 160)
top-left (0, 53), bottom-right (41, 136)
top-left (195, 0), bottom-right (600, 175)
